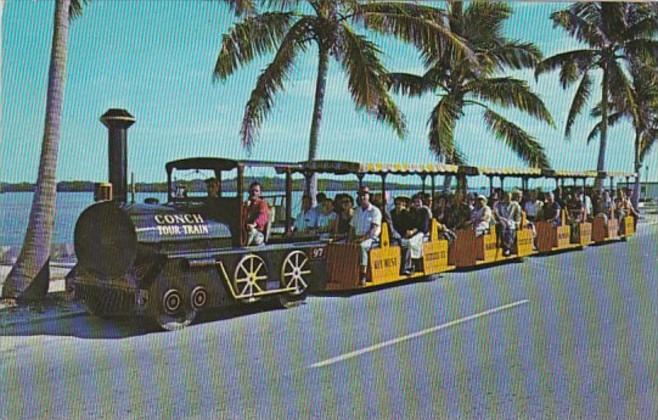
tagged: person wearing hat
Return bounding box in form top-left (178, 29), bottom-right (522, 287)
top-left (349, 186), bottom-right (382, 286)
top-left (471, 194), bottom-right (493, 237)
top-left (205, 177), bottom-right (220, 198)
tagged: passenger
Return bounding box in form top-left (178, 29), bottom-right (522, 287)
top-left (577, 188), bottom-right (593, 218)
top-left (310, 192), bottom-right (327, 221)
top-left (334, 194), bottom-right (354, 239)
top-left (316, 197), bottom-right (337, 238)
top-left (291, 194), bottom-right (318, 235)
top-left (523, 189), bottom-right (543, 222)
top-left (432, 194), bottom-right (448, 224)
top-left (349, 186), bottom-right (382, 286)
top-left (542, 192), bottom-right (561, 226)
top-left (566, 192), bottom-right (584, 242)
top-left (471, 194), bottom-right (493, 237)
top-left (400, 193), bottom-right (431, 275)
top-left (245, 181), bottom-right (269, 246)
top-left (615, 189), bottom-right (639, 226)
top-left (494, 191), bottom-right (522, 256)
top-left (205, 177), bottom-right (220, 198)
top-left (445, 192), bottom-right (472, 231)
top-left (391, 196), bottom-right (412, 246)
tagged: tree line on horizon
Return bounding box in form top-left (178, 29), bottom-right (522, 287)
top-left (3, 0), bottom-right (658, 301)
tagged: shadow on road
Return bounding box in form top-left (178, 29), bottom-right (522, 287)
top-left (0, 300), bottom-right (291, 339)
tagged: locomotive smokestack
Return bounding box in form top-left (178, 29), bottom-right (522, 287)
top-left (100, 108), bottom-right (135, 203)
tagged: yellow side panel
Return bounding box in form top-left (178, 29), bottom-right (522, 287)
top-left (423, 240), bottom-right (449, 274)
top-left (556, 225), bottom-right (571, 248)
top-left (579, 222), bottom-right (592, 245)
top-left (369, 246), bottom-right (401, 284)
top-left (516, 229), bottom-right (534, 257)
top-left (623, 216), bottom-right (635, 236)
top-left (608, 219), bottom-right (619, 239)
top-left (482, 230), bottom-right (498, 262)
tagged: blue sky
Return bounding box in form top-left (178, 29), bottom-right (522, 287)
top-left (2, 1), bottom-right (656, 185)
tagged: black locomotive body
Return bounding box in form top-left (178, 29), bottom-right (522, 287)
top-left (69, 198), bottom-right (329, 330)
top-left (68, 109), bottom-right (328, 330)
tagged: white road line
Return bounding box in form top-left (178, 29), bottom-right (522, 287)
top-left (308, 299), bottom-right (530, 369)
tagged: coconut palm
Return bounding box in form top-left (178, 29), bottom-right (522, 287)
top-left (2, 0), bottom-right (88, 300)
top-left (215, 0), bottom-right (471, 199)
top-left (587, 60), bottom-right (658, 206)
top-left (536, 2), bottom-right (658, 187)
top-left (387, 1), bottom-right (553, 169)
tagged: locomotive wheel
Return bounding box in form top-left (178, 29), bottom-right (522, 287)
top-left (155, 310), bottom-right (197, 331)
top-left (280, 250), bottom-right (310, 296)
top-left (233, 254), bottom-right (268, 301)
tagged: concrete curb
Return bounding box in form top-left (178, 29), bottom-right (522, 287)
top-left (0, 293), bottom-right (88, 328)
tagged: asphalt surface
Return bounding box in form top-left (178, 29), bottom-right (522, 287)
top-left (1, 225), bottom-right (657, 419)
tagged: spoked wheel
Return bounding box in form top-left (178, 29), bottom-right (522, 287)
top-left (277, 251), bottom-right (310, 308)
top-left (233, 254), bottom-right (268, 302)
top-left (281, 250), bottom-right (310, 296)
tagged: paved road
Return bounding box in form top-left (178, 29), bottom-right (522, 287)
top-left (2, 226), bottom-right (657, 419)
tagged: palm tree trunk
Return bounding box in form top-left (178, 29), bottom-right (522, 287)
top-left (633, 131), bottom-right (642, 208)
top-left (306, 44), bottom-right (329, 205)
top-left (2, 0), bottom-right (71, 300)
top-left (595, 67), bottom-right (609, 190)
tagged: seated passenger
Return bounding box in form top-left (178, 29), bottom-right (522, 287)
top-left (205, 177), bottom-right (220, 198)
top-left (541, 192), bottom-right (561, 226)
top-left (391, 196), bottom-right (412, 245)
top-left (316, 197), bottom-right (337, 238)
top-left (471, 195), bottom-right (493, 237)
top-left (400, 194), bottom-right (430, 275)
top-left (349, 186), bottom-right (382, 286)
top-left (245, 181), bottom-right (269, 246)
top-left (445, 192), bottom-right (472, 231)
top-left (334, 194), bottom-right (354, 239)
top-left (290, 194), bottom-right (318, 236)
top-left (566, 192), bottom-right (585, 242)
top-left (372, 193), bottom-right (400, 244)
top-left (523, 189), bottom-right (543, 222)
top-left (494, 191), bottom-right (522, 256)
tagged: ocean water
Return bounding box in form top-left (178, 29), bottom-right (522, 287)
top-left (0, 187), bottom-right (498, 247)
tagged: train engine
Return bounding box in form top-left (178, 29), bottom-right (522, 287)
top-left (67, 109), bottom-right (328, 330)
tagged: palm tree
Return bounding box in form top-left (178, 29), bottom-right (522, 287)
top-left (387, 1), bottom-right (553, 170)
top-left (215, 0), bottom-right (471, 200)
top-left (2, 0), bottom-right (88, 301)
top-left (587, 60), bottom-right (658, 206)
top-left (536, 2), bottom-right (658, 188)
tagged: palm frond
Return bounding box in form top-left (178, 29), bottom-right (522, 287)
top-left (338, 25), bottom-right (387, 110)
top-left (263, 0), bottom-right (304, 11)
top-left (355, 2), bottom-right (475, 65)
top-left (550, 7), bottom-right (604, 47)
top-left (482, 109), bottom-right (550, 168)
top-left (221, 0), bottom-right (256, 17)
top-left (624, 39), bottom-right (658, 65)
top-left (214, 12), bottom-right (297, 80)
top-left (427, 95), bottom-right (462, 160)
top-left (607, 60), bottom-right (640, 127)
top-left (565, 72), bottom-right (592, 139)
top-left (467, 77), bottom-right (555, 126)
top-left (239, 17), bottom-right (312, 150)
top-left (338, 25), bottom-right (406, 136)
top-left (69, 0), bottom-right (90, 20)
top-left (387, 72), bottom-right (432, 97)
top-left (487, 41), bottom-right (542, 71)
top-left (375, 95), bottom-right (407, 139)
top-left (586, 112), bottom-right (625, 144)
top-left (535, 49), bottom-right (596, 80)
top-left (639, 128), bottom-right (658, 163)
